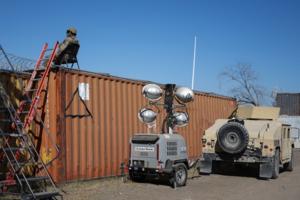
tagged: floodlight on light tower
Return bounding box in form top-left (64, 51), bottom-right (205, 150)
top-left (175, 87), bottom-right (194, 104)
top-left (138, 108), bottom-right (157, 125)
top-left (142, 84), bottom-right (163, 102)
top-left (173, 112), bottom-right (189, 127)
top-left (138, 83), bottom-right (194, 134)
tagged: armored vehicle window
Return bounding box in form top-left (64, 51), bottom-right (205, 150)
top-left (283, 128), bottom-right (286, 138)
top-left (132, 135), bottom-right (160, 144)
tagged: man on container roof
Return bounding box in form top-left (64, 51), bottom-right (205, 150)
top-left (55, 27), bottom-right (80, 59)
top-left (44, 27), bottom-right (80, 67)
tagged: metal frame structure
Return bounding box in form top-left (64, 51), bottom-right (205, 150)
top-left (0, 43), bottom-right (62, 199)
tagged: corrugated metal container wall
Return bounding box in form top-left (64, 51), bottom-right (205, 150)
top-left (40, 71), bottom-right (62, 183)
top-left (61, 70), bottom-right (149, 181)
top-left (276, 93), bottom-right (300, 116)
top-left (1, 68), bottom-right (236, 183)
top-left (44, 68), bottom-right (236, 182)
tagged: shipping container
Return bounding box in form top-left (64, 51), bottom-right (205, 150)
top-left (276, 93), bottom-right (300, 116)
top-left (0, 67), bottom-right (236, 183)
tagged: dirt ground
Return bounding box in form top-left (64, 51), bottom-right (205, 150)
top-left (62, 150), bottom-right (300, 200)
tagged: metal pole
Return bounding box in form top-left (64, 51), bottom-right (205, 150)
top-left (191, 36), bottom-right (197, 90)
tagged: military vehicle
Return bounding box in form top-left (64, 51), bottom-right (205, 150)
top-left (199, 106), bottom-right (295, 179)
top-left (128, 84), bottom-right (194, 187)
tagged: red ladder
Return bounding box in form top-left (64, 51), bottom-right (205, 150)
top-left (16, 42), bottom-right (59, 129)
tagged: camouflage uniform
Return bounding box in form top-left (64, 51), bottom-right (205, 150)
top-left (56, 27), bottom-right (79, 58)
top-left (43, 27), bottom-right (79, 66)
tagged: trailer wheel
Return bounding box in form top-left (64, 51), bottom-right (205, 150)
top-left (272, 149), bottom-right (280, 179)
top-left (172, 163), bottom-right (187, 187)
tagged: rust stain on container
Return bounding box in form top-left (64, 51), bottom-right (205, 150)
top-left (1, 68), bottom-right (236, 183)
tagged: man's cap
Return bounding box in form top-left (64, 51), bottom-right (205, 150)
top-left (67, 27), bottom-right (77, 35)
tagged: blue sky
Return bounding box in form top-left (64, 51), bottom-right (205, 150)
top-left (1, 0), bottom-right (299, 98)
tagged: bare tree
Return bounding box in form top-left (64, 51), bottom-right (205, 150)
top-left (220, 63), bottom-right (265, 106)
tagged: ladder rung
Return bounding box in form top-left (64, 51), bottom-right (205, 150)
top-left (35, 73), bottom-right (44, 78)
top-left (0, 119), bottom-right (11, 123)
top-left (2, 147), bottom-right (21, 151)
top-left (20, 176), bottom-right (49, 182)
top-left (0, 120), bottom-right (22, 126)
top-left (33, 78), bottom-right (41, 81)
top-left (2, 147), bottom-right (30, 152)
top-left (22, 191), bottom-right (60, 199)
top-left (21, 99), bottom-right (32, 104)
top-left (12, 121), bottom-right (24, 125)
top-left (11, 161), bottom-right (42, 170)
top-left (0, 132), bottom-right (22, 137)
top-left (21, 72), bottom-right (32, 75)
top-left (20, 110), bottom-right (30, 114)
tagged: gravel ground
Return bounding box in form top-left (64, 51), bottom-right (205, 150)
top-left (62, 149), bottom-right (300, 200)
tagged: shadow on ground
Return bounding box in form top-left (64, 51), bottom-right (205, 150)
top-left (211, 161), bottom-right (260, 178)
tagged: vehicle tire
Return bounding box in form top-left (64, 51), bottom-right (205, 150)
top-left (172, 163), bottom-right (188, 187)
top-left (217, 122), bottom-right (249, 154)
top-left (285, 148), bottom-right (294, 172)
top-left (272, 149), bottom-right (280, 179)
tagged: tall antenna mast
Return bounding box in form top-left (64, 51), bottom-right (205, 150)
top-left (191, 36), bottom-right (197, 90)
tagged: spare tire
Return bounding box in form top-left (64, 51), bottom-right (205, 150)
top-left (217, 121), bottom-right (249, 154)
